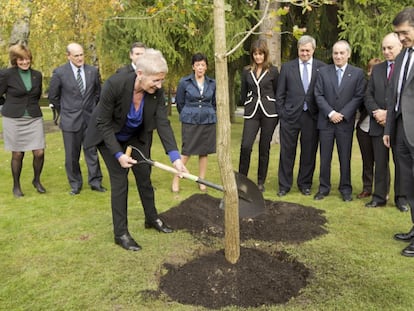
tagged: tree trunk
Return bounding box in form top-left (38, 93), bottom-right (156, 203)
top-left (213, 0), bottom-right (240, 264)
top-left (260, 0), bottom-right (280, 144)
top-left (9, 2), bottom-right (31, 45)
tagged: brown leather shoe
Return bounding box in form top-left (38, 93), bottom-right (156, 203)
top-left (357, 191), bottom-right (371, 199)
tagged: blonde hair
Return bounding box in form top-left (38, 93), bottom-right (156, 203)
top-left (9, 44), bottom-right (32, 67)
top-left (135, 48), bottom-right (168, 75)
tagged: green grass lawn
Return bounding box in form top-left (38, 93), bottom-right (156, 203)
top-left (0, 108), bottom-right (413, 311)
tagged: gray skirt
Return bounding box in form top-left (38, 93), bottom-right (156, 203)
top-left (181, 123), bottom-right (216, 156)
top-left (3, 116), bottom-right (46, 151)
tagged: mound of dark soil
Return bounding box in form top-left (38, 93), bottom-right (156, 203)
top-left (161, 193), bottom-right (327, 243)
top-left (151, 194), bottom-right (327, 309)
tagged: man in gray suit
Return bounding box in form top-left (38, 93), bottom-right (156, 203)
top-left (384, 7), bottom-right (414, 257)
top-left (365, 33), bottom-right (402, 208)
top-left (314, 40), bottom-right (366, 202)
top-left (276, 35), bottom-right (325, 197)
top-left (49, 43), bottom-right (105, 195)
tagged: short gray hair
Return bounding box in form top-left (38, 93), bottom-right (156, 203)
top-left (135, 48), bottom-right (168, 75)
top-left (297, 35), bottom-right (316, 49)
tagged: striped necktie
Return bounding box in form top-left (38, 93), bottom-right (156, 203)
top-left (77, 68), bottom-right (85, 95)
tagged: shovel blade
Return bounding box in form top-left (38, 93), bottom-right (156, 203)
top-left (220, 172), bottom-right (265, 218)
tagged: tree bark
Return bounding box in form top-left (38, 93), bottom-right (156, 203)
top-left (213, 0), bottom-right (240, 264)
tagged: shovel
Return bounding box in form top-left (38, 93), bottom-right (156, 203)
top-left (125, 145), bottom-right (265, 218)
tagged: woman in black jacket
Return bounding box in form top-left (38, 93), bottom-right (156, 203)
top-left (0, 44), bottom-right (45, 197)
top-left (238, 39), bottom-right (279, 192)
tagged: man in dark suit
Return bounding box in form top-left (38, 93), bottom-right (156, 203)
top-left (116, 41), bottom-right (146, 74)
top-left (365, 33), bottom-right (402, 208)
top-left (276, 35), bottom-right (325, 196)
top-left (314, 40), bottom-right (366, 201)
top-left (48, 43), bottom-right (105, 195)
top-left (84, 49), bottom-right (187, 251)
top-left (383, 7), bottom-right (414, 257)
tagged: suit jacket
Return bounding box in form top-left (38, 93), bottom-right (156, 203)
top-left (365, 61), bottom-right (389, 137)
top-left (0, 67), bottom-right (43, 118)
top-left (116, 64), bottom-right (135, 74)
top-left (315, 64), bottom-right (366, 131)
top-left (48, 62), bottom-right (101, 132)
top-left (240, 65), bottom-right (279, 118)
top-left (385, 48), bottom-right (414, 147)
top-left (84, 71), bottom-right (178, 156)
top-left (276, 58), bottom-right (326, 123)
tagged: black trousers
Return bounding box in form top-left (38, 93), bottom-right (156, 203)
top-left (278, 111), bottom-right (318, 192)
top-left (318, 127), bottom-right (354, 195)
top-left (395, 117), bottom-right (414, 223)
top-left (98, 139), bottom-right (158, 237)
top-left (356, 127), bottom-right (374, 193)
top-left (239, 110), bottom-right (278, 185)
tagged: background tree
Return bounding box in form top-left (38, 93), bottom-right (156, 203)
top-left (338, 0), bottom-right (412, 67)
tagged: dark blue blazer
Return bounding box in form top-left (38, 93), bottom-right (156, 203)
top-left (315, 64), bottom-right (366, 131)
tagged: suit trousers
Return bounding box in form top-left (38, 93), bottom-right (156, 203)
top-left (278, 111), bottom-right (318, 192)
top-left (98, 140), bottom-right (158, 237)
top-left (395, 117), bottom-right (414, 223)
top-left (239, 110), bottom-right (278, 185)
top-left (318, 127), bottom-right (353, 195)
top-left (356, 127), bottom-right (373, 193)
top-left (371, 135), bottom-right (390, 203)
top-left (62, 128), bottom-right (102, 190)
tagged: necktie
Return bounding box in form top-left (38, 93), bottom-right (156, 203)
top-left (77, 68), bottom-right (85, 95)
top-left (302, 62), bottom-right (309, 92)
top-left (302, 62), bottom-right (309, 111)
top-left (337, 68), bottom-right (343, 86)
top-left (387, 62), bottom-right (394, 81)
top-left (397, 48), bottom-right (413, 112)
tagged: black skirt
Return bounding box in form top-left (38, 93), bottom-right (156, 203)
top-left (181, 123), bottom-right (216, 156)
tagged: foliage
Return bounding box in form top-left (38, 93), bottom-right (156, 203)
top-left (337, 0), bottom-right (413, 66)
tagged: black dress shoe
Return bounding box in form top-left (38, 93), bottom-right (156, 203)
top-left (91, 185), bottom-right (107, 192)
top-left (395, 199), bottom-right (410, 212)
top-left (357, 191), bottom-right (371, 199)
top-left (114, 233), bottom-right (142, 251)
top-left (394, 226), bottom-right (414, 242)
top-left (145, 218), bottom-right (173, 233)
top-left (257, 184), bottom-right (265, 192)
top-left (300, 188), bottom-right (311, 196)
top-left (277, 190), bottom-right (288, 197)
top-left (365, 200), bottom-right (386, 208)
top-left (69, 188), bottom-right (81, 195)
top-left (402, 241), bottom-right (414, 257)
top-left (314, 192), bottom-right (327, 200)
top-left (342, 193), bottom-right (353, 202)
top-left (32, 181), bottom-right (46, 193)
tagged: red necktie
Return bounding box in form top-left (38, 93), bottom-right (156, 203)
top-left (387, 63), bottom-right (394, 81)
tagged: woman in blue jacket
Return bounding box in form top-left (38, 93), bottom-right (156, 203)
top-left (238, 39), bottom-right (279, 192)
top-left (172, 53), bottom-right (216, 192)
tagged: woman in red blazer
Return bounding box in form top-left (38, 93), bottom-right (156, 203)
top-left (0, 44), bottom-right (46, 197)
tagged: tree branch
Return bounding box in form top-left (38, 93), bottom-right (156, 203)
top-left (225, 0), bottom-right (271, 57)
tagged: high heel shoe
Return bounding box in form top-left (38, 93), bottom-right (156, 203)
top-left (13, 187), bottom-right (24, 198)
top-left (32, 180), bottom-right (46, 193)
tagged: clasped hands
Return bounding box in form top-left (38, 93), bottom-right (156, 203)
top-left (372, 109), bottom-right (387, 127)
top-left (329, 111), bottom-right (344, 124)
